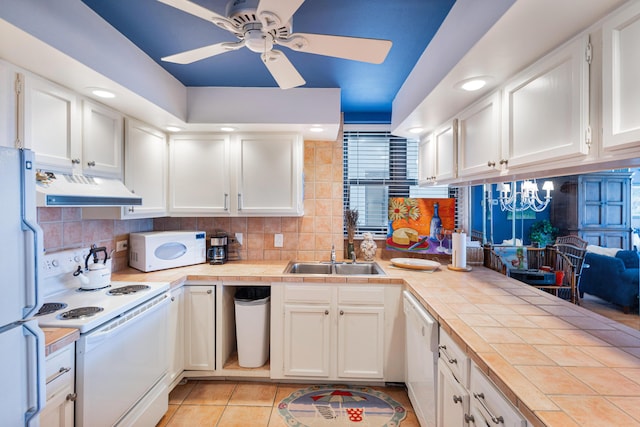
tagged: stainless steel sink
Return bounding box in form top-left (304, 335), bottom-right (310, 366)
top-left (283, 261), bottom-right (385, 276)
top-left (334, 263), bottom-right (385, 275)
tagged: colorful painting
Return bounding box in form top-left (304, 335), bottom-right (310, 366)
top-left (387, 198), bottom-right (456, 254)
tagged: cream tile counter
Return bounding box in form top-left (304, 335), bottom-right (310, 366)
top-left (112, 260), bottom-right (640, 427)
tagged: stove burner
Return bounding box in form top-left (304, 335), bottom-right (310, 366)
top-left (107, 284), bottom-right (151, 296)
top-left (35, 302), bottom-right (68, 316)
top-left (78, 285), bottom-right (111, 292)
top-left (57, 306), bottom-right (104, 320)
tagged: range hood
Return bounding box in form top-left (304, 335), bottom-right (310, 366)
top-left (36, 172), bottom-right (142, 207)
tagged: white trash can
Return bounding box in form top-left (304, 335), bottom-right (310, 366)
top-left (235, 287), bottom-right (270, 368)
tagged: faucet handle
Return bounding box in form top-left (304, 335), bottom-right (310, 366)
top-left (330, 244), bottom-right (336, 262)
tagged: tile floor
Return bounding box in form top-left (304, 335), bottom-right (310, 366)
top-left (157, 380), bottom-right (421, 427)
top-left (580, 293), bottom-right (640, 331)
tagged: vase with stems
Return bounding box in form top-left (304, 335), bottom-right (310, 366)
top-left (344, 208), bottom-right (359, 259)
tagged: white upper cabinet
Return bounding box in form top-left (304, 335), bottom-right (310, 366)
top-left (457, 91), bottom-right (502, 178)
top-left (169, 134), bottom-right (231, 215)
top-left (169, 132), bottom-right (303, 217)
top-left (123, 119), bottom-right (167, 218)
top-left (433, 119), bottom-right (457, 182)
top-left (23, 73), bottom-right (81, 172)
top-left (81, 100), bottom-right (123, 178)
top-left (602, 1), bottom-right (640, 151)
top-left (235, 133), bottom-right (303, 216)
top-left (501, 34), bottom-right (591, 169)
top-left (418, 134), bottom-right (435, 185)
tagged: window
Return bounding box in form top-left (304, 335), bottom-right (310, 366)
top-left (343, 130), bottom-right (454, 237)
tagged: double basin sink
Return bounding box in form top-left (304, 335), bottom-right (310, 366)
top-left (283, 261), bottom-right (386, 276)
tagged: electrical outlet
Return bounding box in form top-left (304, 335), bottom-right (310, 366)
top-left (274, 233), bottom-right (284, 248)
top-left (235, 233), bottom-right (243, 246)
top-left (116, 240), bottom-right (128, 252)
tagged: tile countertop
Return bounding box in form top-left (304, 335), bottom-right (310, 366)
top-left (42, 327), bottom-right (80, 356)
top-left (110, 260), bottom-right (640, 427)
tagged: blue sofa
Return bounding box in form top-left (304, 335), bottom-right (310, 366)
top-left (579, 250), bottom-right (639, 313)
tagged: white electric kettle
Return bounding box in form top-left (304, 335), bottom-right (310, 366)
top-left (73, 246), bottom-right (112, 290)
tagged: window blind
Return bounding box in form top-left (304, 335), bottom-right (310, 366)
top-left (343, 130), bottom-right (453, 237)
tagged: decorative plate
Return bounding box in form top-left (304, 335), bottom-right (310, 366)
top-left (390, 258), bottom-right (441, 271)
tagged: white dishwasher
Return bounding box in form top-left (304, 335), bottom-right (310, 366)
top-left (403, 290), bottom-right (438, 427)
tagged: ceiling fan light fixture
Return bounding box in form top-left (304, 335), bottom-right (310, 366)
top-left (244, 28), bottom-right (273, 53)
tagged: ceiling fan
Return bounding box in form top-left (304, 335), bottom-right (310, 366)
top-left (158, 0), bottom-right (393, 89)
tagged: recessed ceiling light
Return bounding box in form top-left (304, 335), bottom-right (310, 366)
top-left (408, 127), bottom-right (424, 134)
top-left (455, 77), bottom-right (491, 92)
top-left (220, 126), bottom-right (236, 132)
top-left (165, 125), bottom-right (183, 132)
top-left (310, 126), bottom-right (324, 133)
top-left (89, 88), bottom-right (115, 99)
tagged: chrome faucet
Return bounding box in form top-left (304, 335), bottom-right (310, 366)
top-left (330, 244), bottom-right (336, 264)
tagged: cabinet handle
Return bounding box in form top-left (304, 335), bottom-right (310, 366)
top-left (464, 414), bottom-right (475, 423)
top-left (487, 161), bottom-right (496, 168)
top-left (340, 310), bottom-right (344, 315)
top-left (171, 296), bottom-right (175, 302)
top-left (473, 392), bottom-right (505, 424)
top-left (66, 393), bottom-right (77, 402)
top-left (324, 310), bottom-right (329, 315)
top-left (128, 206), bottom-right (135, 213)
top-left (237, 193), bottom-right (243, 210)
top-left (46, 366), bottom-right (71, 384)
top-left (224, 193), bottom-right (229, 211)
top-left (207, 289), bottom-right (212, 294)
top-left (71, 158), bottom-right (81, 165)
top-left (87, 160), bottom-right (96, 167)
top-left (438, 344), bottom-right (457, 365)
top-left (499, 159), bottom-right (508, 166)
top-left (452, 395), bottom-right (463, 404)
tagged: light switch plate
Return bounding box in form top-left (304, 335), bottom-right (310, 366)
top-left (235, 233), bottom-right (243, 245)
top-left (274, 233), bottom-right (284, 248)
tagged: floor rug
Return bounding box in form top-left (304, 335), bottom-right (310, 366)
top-left (278, 385), bottom-right (407, 426)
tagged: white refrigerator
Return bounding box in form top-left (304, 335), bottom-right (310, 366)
top-left (0, 146), bottom-right (45, 426)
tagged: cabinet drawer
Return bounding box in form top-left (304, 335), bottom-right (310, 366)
top-left (45, 344), bottom-right (74, 401)
top-left (470, 364), bottom-right (526, 426)
top-left (438, 328), bottom-right (469, 388)
top-left (338, 286), bottom-right (384, 305)
top-left (284, 284), bottom-right (332, 303)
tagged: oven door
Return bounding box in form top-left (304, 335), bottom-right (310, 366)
top-left (75, 293), bottom-right (169, 427)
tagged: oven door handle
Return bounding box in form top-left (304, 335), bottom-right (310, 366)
top-left (82, 294), bottom-right (169, 353)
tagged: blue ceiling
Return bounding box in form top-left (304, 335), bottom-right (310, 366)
top-left (80, 0), bottom-right (455, 123)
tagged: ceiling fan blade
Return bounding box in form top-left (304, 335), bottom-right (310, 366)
top-left (284, 33), bottom-right (392, 64)
top-left (162, 41), bottom-right (244, 64)
top-left (158, 0), bottom-right (227, 22)
top-left (261, 50), bottom-right (305, 90)
top-left (257, 0), bottom-right (305, 29)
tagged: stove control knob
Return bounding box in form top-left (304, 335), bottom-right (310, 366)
top-left (51, 259), bottom-right (59, 267)
top-left (73, 255), bottom-right (80, 263)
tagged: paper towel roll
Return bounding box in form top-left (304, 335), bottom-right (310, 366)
top-left (452, 232), bottom-right (467, 268)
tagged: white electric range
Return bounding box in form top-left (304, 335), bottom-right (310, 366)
top-left (37, 248), bottom-right (170, 427)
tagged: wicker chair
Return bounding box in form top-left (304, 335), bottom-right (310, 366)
top-left (527, 246), bottom-right (580, 304)
top-left (553, 236), bottom-right (588, 304)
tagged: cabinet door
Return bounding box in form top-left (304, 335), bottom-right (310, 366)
top-left (23, 74), bottom-right (80, 172)
top-left (168, 287), bottom-right (184, 385)
top-left (579, 176), bottom-right (629, 229)
top-left (602, 1), bottom-right (640, 151)
top-left (0, 61), bottom-right (16, 148)
top-left (337, 305), bottom-right (384, 379)
top-left (184, 286), bottom-right (215, 371)
top-left (470, 364), bottom-right (526, 427)
top-left (418, 135), bottom-right (435, 185)
top-left (457, 91), bottom-right (502, 178)
top-left (169, 134), bottom-right (230, 215)
top-left (123, 119), bottom-right (167, 218)
top-left (283, 303), bottom-right (331, 377)
top-left (437, 360), bottom-right (469, 427)
top-left (433, 120), bottom-right (456, 181)
top-left (82, 100), bottom-right (123, 177)
top-left (236, 133), bottom-right (303, 216)
top-left (580, 230), bottom-right (629, 249)
top-left (502, 35), bottom-right (590, 169)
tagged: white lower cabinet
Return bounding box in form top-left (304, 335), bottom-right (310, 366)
top-left (437, 359), bottom-right (469, 427)
top-left (41, 343), bottom-right (75, 427)
top-left (184, 284), bottom-right (216, 371)
top-left (469, 364), bottom-right (527, 427)
top-left (168, 287), bottom-right (184, 388)
top-left (272, 283), bottom-right (401, 382)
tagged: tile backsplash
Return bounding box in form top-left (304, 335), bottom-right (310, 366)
top-left (36, 139), bottom-right (345, 271)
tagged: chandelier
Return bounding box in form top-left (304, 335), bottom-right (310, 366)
top-left (497, 180), bottom-right (554, 212)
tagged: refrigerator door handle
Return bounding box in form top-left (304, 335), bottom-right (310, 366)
top-left (20, 149), bottom-right (43, 319)
top-left (23, 321), bottom-right (45, 426)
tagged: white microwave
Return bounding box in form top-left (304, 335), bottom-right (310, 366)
top-left (129, 231), bottom-right (206, 272)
